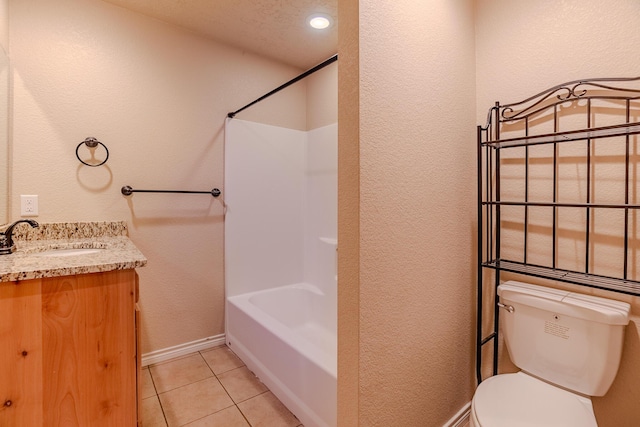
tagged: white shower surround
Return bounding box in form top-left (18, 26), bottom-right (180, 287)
top-left (224, 119), bottom-right (337, 427)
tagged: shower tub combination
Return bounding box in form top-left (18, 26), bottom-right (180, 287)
top-left (226, 283), bottom-right (336, 427)
top-left (225, 118), bottom-right (338, 427)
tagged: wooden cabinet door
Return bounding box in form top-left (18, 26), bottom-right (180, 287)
top-left (0, 278), bottom-right (44, 426)
top-left (0, 270), bottom-right (137, 427)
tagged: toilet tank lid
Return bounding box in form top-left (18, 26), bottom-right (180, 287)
top-left (498, 281), bottom-right (630, 326)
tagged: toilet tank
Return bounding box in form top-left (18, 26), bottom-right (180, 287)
top-left (497, 281), bottom-right (630, 396)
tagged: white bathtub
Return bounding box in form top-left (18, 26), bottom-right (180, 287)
top-left (226, 283), bottom-right (336, 427)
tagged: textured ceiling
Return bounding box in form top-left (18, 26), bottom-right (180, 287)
top-left (101, 0), bottom-right (338, 70)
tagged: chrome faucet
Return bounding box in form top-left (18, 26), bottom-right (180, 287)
top-left (0, 219), bottom-right (39, 255)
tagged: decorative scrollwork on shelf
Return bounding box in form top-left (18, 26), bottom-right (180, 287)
top-left (556, 83), bottom-right (588, 101)
top-left (492, 76), bottom-right (640, 124)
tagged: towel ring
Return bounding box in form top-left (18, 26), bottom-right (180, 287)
top-left (76, 137), bottom-right (109, 167)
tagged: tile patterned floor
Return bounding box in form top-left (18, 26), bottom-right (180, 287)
top-left (142, 346), bottom-right (303, 427)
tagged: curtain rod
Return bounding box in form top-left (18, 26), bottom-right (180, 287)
top-left (227, 54), bottom-right (338, 119)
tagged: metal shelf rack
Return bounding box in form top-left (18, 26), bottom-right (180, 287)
top-left (476, 76), bottom-right (640, 385)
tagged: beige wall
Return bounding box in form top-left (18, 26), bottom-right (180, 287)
top-left (475, 0), bottom-right (640, 123)
top-left (337, 0), bottom-right (360, 424)
top-left (307, 61), bottom-right (338, 129)
top-left (338, 0), bottom-right (477, 425)
top-left (0, 0), bottom-right (7, 52)
top-left (9, 0), bottom-right (309, 355)
top-left (0, 0), bottom-right (8, 225)
top-left (476, 1), bottom-right (640, 426)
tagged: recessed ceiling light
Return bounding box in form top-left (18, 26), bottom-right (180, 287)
top-left (308, 13), bottom-right (332, 30)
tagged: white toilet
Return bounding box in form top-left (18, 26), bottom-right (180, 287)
top-left (471, 281), bottom-right (631, 427)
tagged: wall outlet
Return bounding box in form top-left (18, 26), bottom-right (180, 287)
top-left (21, 195), bottom-right (39, 216)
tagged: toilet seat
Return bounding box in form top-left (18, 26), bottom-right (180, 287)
top-left (471, 372), bottom-right (597, 427)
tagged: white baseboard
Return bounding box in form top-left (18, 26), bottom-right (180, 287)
top-left (444, 402), bottom-right (471, 427)
top-left (141, 334), bottom-right (226, 367)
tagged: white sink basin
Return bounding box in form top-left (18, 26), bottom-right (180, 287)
top-left (34, 248), bottom-right (105, 257)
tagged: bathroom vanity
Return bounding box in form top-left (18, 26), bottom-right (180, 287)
top-left (0, 221), bottom-right (147, 426)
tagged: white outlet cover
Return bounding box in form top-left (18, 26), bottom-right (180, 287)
top-left (20, 195), bottom-right (39, 216)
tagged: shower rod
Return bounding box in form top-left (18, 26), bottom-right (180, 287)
top-left (227, 54), bottom-right (338, 118)
top-left (121, 186), bottom-right (221, 197)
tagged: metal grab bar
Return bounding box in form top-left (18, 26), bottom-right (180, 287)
top-left (121, 186), bottom-right (221, 197)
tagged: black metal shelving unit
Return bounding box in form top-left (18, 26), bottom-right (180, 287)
top-left (477, 77), bottom-right (640, 385)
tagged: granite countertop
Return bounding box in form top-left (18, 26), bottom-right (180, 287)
top-left (0, 221), bottom-right (147, 282)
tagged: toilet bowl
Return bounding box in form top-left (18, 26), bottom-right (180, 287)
top-left (471, 281), bottom-right (630, 427)
top-left (470, 372), bottom-right (596, 427)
